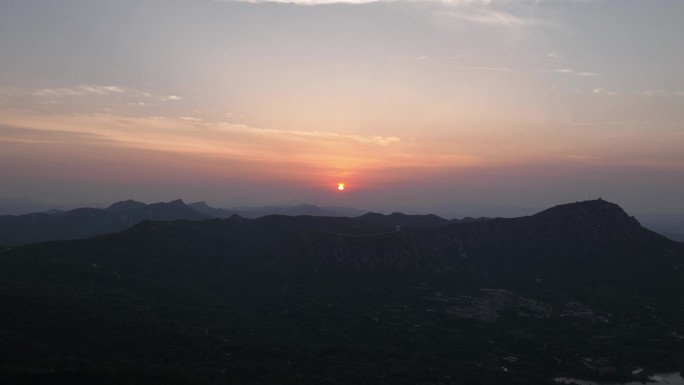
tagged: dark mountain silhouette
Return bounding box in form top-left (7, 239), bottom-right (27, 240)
top-left (128, 199), bottom-right (209, 222)
top-left (105, 199), bottom-right (147, 213)
top-left (229, 203), bottom-right (352, 218)
top-left (450, 216), bottom-right (492, 223)
top-left (0, 199), bottom-right (68, 216)
top-left (190, 202), bottom-right (369, 219)
top-left (319, 205), bottom-right (368, 217)
top-left (0, 200), bottom-right (376, 247)
top-left (1, 199), bottom-right (683, 384)
top-left (0, 209), bottom-right (126, 247)
top-left (188, 201), bottom-right (235, 218)
top-left (355, 212), bottom-right (450, 229)
top-left (0, 199), bottom-right (208, 246)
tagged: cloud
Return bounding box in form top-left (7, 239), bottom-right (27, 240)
top-left (33, 88), bottom-right (83, 97)
top-left (0, 111), bottom-right (403, 165)
top-left (211, 122), bottom-right (402, 146)
top-left (570, 120), bottom-right (649, 126)
top-left (454, 66), bottom-right (596, 77)
top-left (77, 85), bottom-right (124, 95)
top-left (554, 68), bottom-right (596, 77)
top-left (34, 85), bottom-right (123, 97)
top-left (31, 84), bottom-right (183, 102)
top-left (531, 68), bottom-right (597, 77)
top-left (642, 89), bottom-right (667, 98)
top-left (453, 66), bottom-right (514, 72)
top-left (0, 110), bottom-right (485, 187)
top-left (591, 88), bottom-right (616, 96)
top-left (444, 9), bottom-right (538, 27)
top-left (545, 51), bottom-right (564, 60)
top-left (216, 0), bottom-right (564, 29)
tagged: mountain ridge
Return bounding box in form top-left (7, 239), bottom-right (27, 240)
top-left (2, 198), bottom-right (682, 247)
top-left (1, 199), bottom-right (683, 384)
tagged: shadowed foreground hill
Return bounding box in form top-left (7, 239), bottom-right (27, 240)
top-left (1, 200), bottom-right (683, 384)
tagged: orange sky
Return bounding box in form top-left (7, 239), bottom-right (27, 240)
top-left (1, 0), bottom-right (683, 213)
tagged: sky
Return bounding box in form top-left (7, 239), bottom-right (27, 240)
top-left (1, 0), bottom-right (683, 214)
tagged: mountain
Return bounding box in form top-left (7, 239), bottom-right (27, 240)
top-left (105, 199), bottom-right (147, 213)
top-left (192, 202), bottom-right (367, 219)
top-left (128, 199), bottom-right (209, 222)
top-left (0, 198), bottom-right (70, 216)
top-left (229, 203), bottom-right (352, 218)
top-left (0, 199), bottom-right (208, 246)
top-left (188, 201), bottom-right (235, 218)
top-left (1, 199), bottom-right (683, 384)
top-left (320, 205), bottom-right (368, 217)
top-left (355, 212), bottom-right (450, 229)
top-left (0, 200), bottom-right (373, 247)
top-left (0, 208), bottom-right (126, 247)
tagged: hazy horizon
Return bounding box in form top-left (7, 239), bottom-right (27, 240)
top-left (2, 0), bottom-right (683, 214)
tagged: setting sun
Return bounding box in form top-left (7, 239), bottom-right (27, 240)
top-left (337, 183), bottom-right (345, 191)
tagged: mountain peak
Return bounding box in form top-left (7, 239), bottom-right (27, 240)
top-left (105, 199), bottom-right (146, 213)
top-left (525, 199), bottom-right (643, 252)
top-left (534, 199), bottom-right (636, 224)
top-left (189, 201), bottom-right (211, 209)
top-left (356, 211), bottom-right (448, 228)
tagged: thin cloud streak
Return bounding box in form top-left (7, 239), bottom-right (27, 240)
top-left (31, 85), bottom-right (182, 102)
top-left (0, 111), bottom-right (482, 184)
top-left (210, 121), bottom-right (402, 146)
top-left (443, 9), bottom-right (540, 27)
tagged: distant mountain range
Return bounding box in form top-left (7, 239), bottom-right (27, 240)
top-left (0, 199), bottom-right (208, 247)
top-left (0, 199), bottom-right (455, 247)
top-left (188, 201), bottom-right (367, 219)
top-left (1, 199), bottom-right (683, 384)
top-left (1, 198), bottom-right (682, 248)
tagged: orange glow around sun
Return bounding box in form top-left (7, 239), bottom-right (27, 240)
top-left (337, 183), bottom-right (345, 191)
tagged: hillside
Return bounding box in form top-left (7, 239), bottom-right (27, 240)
top-left (0, 199), bottom-right (209, 246)
top-left (0, 199), bottom-right (683, 384)
top-left (354, 212), bottom-right (450, 229)
top-left (0, 200), bottom-right (368, 247)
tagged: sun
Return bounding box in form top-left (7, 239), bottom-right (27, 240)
top-left (337, 183), bottom-right (345, 191)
